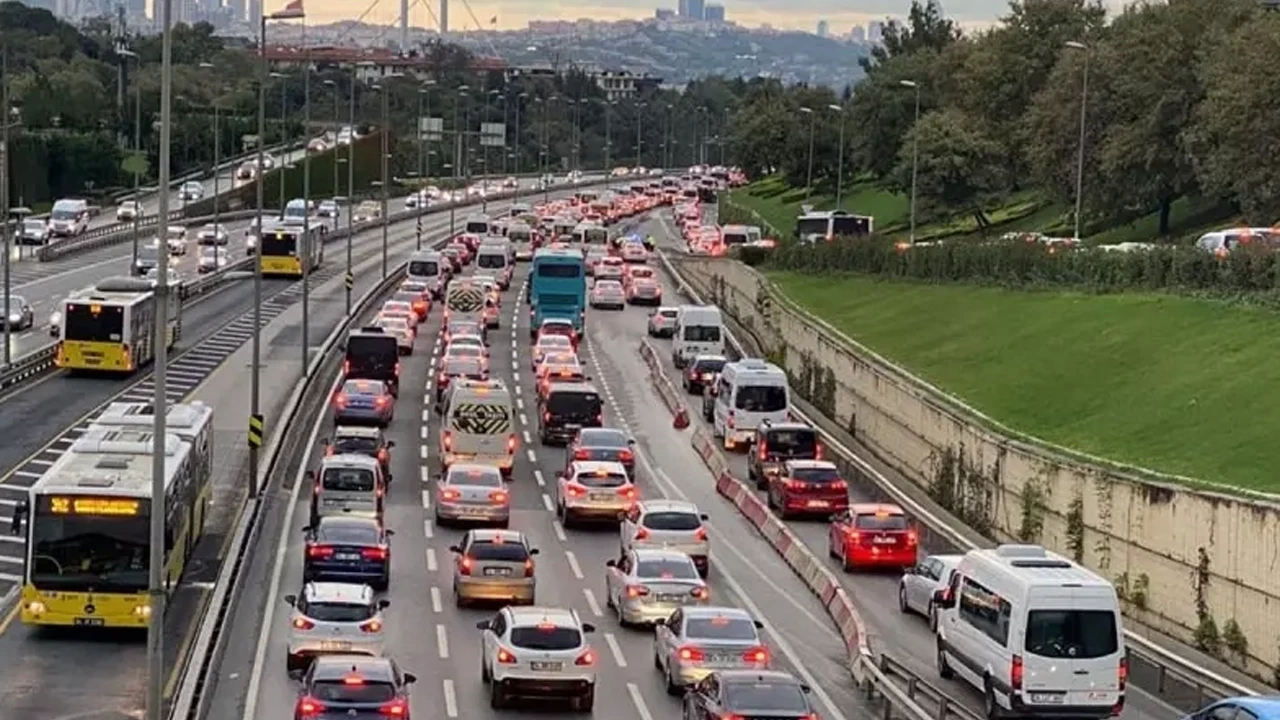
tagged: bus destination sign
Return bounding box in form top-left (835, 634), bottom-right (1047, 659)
top-left (47, 496), bottom-right (141, 516)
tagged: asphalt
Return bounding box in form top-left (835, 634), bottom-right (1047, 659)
top-left (209, 250), bottom-right (880, 720)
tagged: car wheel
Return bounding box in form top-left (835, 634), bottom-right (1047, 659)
top-left (936, 641), bottom-right (954, 679)
top-left (898, 583), bottom-right (909, 614)
top-left (488, 680), bottom-right (506, 709)
top-left (928, 602), bottom-right (938, 632)
top-left (574, 685), bottom-right (595, 713)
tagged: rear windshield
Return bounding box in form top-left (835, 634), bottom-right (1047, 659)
top-left (469, 541), bottom-right (529, 562)
top-left (735, 385), bottom-right (787, 412)
top-left (311, 680), bottom-right (395, 703)
top-left (641, 511), bottom-right (702, 531)
top-left (854, 513), bottom-right (908, 531)
top-left (317, 523), bottom-right (379, 545)
top-left (724, 683), bottom-right (808, 712)
top-left (342, 380), bottom-right (384, 395)
top-left (409, 260), bottom-right (439, 276)
top-left (659, 310), bottom-right (678, 319)
top-left (1025, 610), bottom-right (1119, 659)
top-left (764, 429), bottom-right (817, 456)
top-left (636, 559), bottom-right (698, 579)
top-left (478, 253), bottom-right (507, 269)
top-left (322, 467), bottom-right (376, 492)
top-left (447, 469), bottom-right (503, 487)
top-left (575, 471), bottom-right (627, 487)
top-left (509, 626), bottom-right (582, 651)
top-left (686, 617), bottom-right (757, 641)
top-left (305, 601), bottom-right (375, 623)
top-left (692, 359), bottom-right (727, 373)
top-left (346, 336), bottom-right (397, 364)
top-left (333, 437), bottom-right (379, 455)
top-left (682, 325), bottom-right (720, 342)
top-left (465, 221), bottom-right (489, 234)
top-left (791, 467), bottom-right (841, 483)
top-left (547, 391), bottom-right (601, 416)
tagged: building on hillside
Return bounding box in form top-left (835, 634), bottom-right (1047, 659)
top-left (816, 19), bottom-right (829, 37)
top-left (850, 25), bottom-right (865, 42)
top-left (261, 45), bottom-right (506, 81)
top-left (868, 20), bottom-right (884, 41)
top-left (506, 63), bottom-right (661, 101)
top-left (704, 3), bottom-right (724, 22)
top-left (654, 7), bottom-right (674, 19)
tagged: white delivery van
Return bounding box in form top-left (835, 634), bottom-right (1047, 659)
top-left (440, 379), bottom-right (516, 477)
top-left (464, 213), bottom-right (492, 236)
top-left (407, 249), bottom-right (448, 299)
top-left (672, 305), bottom-right (725, 368)
top-left (308, 453), bottom-right (386, 523)
top-left (933, 544), bottom-right (1126, 720)
top-left (476, 241), bottom-right (513, 289)
top-left (712, 358), bottom-right (789, 450)
top-left (49, 198), bottom-right (90, 237)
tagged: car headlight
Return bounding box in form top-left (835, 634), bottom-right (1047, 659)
top-left (8, 314), bottom-right (20, 322)
top-left (49, 311), bottom-right (61, 326)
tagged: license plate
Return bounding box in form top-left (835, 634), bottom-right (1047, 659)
top-left (657, 594), bottom-right (683, 602)
top-left (1030, 694), bottom-right (1065, 704)
top-left (531, 661), bottom-right (562, 672)
top-left (589, 493), bottom-right (614, 502)
top-left (320, 641), bottom-right (353, 650)
top-left (806, 499), bottom-right (830, 508)
top-left (565, 424), bottom-right (582, 431)
top-left (707, 653), bottom-right (737, 664)
top-left (74, 618), bottom-right (105, 627)
top-left (483, 567), bottom-right (511, 576)
top-left (872, 536), bottom-right (896, 545)
top-left (336, 553), bottom-right (361, 561)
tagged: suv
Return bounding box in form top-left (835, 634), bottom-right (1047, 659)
top-left (746, 420), bottom-right (821, 490)
top-left (619, 499), bottom-right (710, 576)
top-left (476, 605), bottom-right (597, 711)
top-left (538, 381), bottom-right (602, 445)
top-left (324, 426), bottom-right (394, 483)
top-left (284, 581), bottom-right (390, 671)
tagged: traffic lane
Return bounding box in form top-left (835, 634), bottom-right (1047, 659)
top-left (563, 293), bottom-right (870, 720)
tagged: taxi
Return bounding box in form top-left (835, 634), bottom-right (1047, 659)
top-left (536, 359), bottom-right (586, 398)
top-left (398, 280), bottom-right (433, 319)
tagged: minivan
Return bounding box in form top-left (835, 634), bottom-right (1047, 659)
top-left (672, 305), bottom-right (725, 368)
top-left (309, 453), bottom-right (386, 524)
top-left (712, 358), bottom-right (789, 450)
top-left (407, 249), bottom-right (448, 299)
top-left (933, 544), bottom-right (1126, 720)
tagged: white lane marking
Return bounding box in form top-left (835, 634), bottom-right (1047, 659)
top-left (420, 445), bottom-right (428, 459)
top-left (627, 682), bottom-right (655, 720)
top-left (421, 466), bottom-right (430, 483)
top-left (516, 397), bottom-right (524, 411)
top-left (443, 679), bottom-right (458, 718)
top-left (436, 624), bottom-right (450, 659)
top-left (583, 588), bottom-right (603, 616)
top-left (526, 449), bottom-right (536, 463)
top-left (605, 632), bottom-right (628, 668)
top-left (426, 548), bottom-right (438, 573)
top-left (430, 586), bottom-right (443, 613)
top-left (552, 520), bottom-right (567, 542)
top-left (540, 493), bottom-right (554, 512)
top-left (423, 520), bottom-right (434, 539)
top-left (420, 425), bottom-right (428, 440)
top-left (520, 412), bottom-right (530, 426)
top-left (533, 469), bottom-right (545, 487)
top-left (421, 490), bottom-right (431, 510)
top-left (522, 430), bottom-right (532, 444)
top-left (564, 550), bottom-right (584, 580)
top-left (421, 408), bottom-right (430, 422)
top-left (514, 384), bottom-right (521, 396)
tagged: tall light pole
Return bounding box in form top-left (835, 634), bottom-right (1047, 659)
top-left (1066, 40), bottom-right (1089, 241)
top-left (346, 63), bottom-right (363, 315)
top-left (603, 100), bottom-right (613, 184)
top-left (323, 78), bottom-right (337, 197)
top-left (2, 46), bottom-right (10, 368)
top-left (513, 92), bottom-right (526, 201)
top-left (270, 71), bottom-right (287, 210)
top-left (119, 48), bottom-right (142, 274)
top-left (799, 106), bottom-right (815, 202)
top-left (373, 73), bottom-right (402, 278)
top-left (484, 88), bottom-right (499, 213)
top-left (300, 15), bottom-right (312, 376)
top-left (199, 62), bottom-right (223, 233)
top-left (663, 103), bottom-right (672, 170)
top-left (697, 105), bottom-right (707, 165)
top-left (635, 101), bottom-right (644, 169)
top-left (899, 80), bottom-right (921, 243)
top-left (828, 103), bottom-right (846, 208)
top-left (720, 108), bottom-right (729, 166)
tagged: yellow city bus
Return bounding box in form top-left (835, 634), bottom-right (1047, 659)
top-left (14, 405), bottom-right (214, 628)
top-left (55, 277), bottom-right (182, 373)
top-left (260, 223), bottom-right (324, 277)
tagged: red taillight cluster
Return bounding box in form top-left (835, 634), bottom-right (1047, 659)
top-left (333, 393), bottom-right (348, 407)
top-left (360, 619), bottom-right (383, 633)
top-left (441, 488), bottom-right (461, 501)
top-left (292, 617), bottom-right (315, 630)
top-left (1118, 657), bottom-right (1128, 691)
top-left (690, 587), bottom-right (709, 600)
top-left (618, 449), bottom-right (634, 462)
top-left (496, 648), bottom-right (517, 664)
top-left (565, 484), bottom-right (587, 498)
top-left (694, 527), bottom-right (708, 542)
top-left (1011, 654), bottom-right (1024, 691)
top-left (618, 487), bottom-right (637, 501)
top-left (573, 448), bottom-right (591, 460)
top-left (523, 559), bottom-right (535, 577)
top-left (296, 697), bottom-right (325, 716)
top-left (507, 434), bottom-right (517, 454)
top-left (574, 649), bottom-right (596, 666)
top-left (458, 556), bottom-right (474, 575)
top-left (625, 585), bottom-right (649, 598)
top-left (362, 547), bottom-right (389, 561)
top-left (634, 527), bottom-right (650, 540)
top-left (379, 699), bottom-right (408, 716)
top-left (742, 646), bottom-right (769, 664)
top-left (307, 545), bottom-right (334, 559)
top-left (442, 431), bottom-right (453, 451)
top-left (489, 490), bottom-right (509, 504)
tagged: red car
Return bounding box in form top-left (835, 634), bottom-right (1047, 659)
top-left (532, 318), bottom-right (579, 348)
top-left (764, 460), bottom-right (848, 518)
top-left (827, 503), bottom-right (919, 572)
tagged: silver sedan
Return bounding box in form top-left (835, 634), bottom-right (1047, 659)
top-left (434, 464), bottom-right (510, 527)
top-left (604, 548), bottom-right (709, 627)
top-left (653, 606), bottom-right (769, 693)
top-left (589, 279), bottom-right (625, 310)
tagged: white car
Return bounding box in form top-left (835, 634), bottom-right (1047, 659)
top-left (165, 226), bottom-right (187, 255)
top-left (197, 247), bottom-right (229, 274)
top-left (589, 279), bottom-right (625, 310)
top-left (196, 223), bottom-right (229, 245)
top-left (283, 581), bottom-right (389, 671)
top-left (116, 200), bottom-right (142, 222)
top-left (476, 605), bottom-right (597, 711)
top-left (178, 180), bottom-right (204, 201)
top-left (554, 461), bottom-right (636, 528)
top-left (378, 315), bottom-right (416, 355)
top-left (620, 499), bottom-right (711, 577)
top-left (898, 553), bottom-right (962, 630)
top-left (317, 199), bottom-right (340, 218)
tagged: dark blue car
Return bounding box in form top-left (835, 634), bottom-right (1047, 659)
top-left (291, 655), bottom-right (417, 720)
top-left (302, 516), bottom-right (393, 591)
top-left (333, 379), bottom-right (395, 427)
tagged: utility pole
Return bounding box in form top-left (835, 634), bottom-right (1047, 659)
top-left (301, 17), bottom-right (310, 374)
top-left (512, 93), bottom-right (524, 202)
top-left (2, 46), bottom-right (11, 369)
top-left (635, 101), bottom-right (643, 169)
top-left (380, 81), bottom-right (389, 278)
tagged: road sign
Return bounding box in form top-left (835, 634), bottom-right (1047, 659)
top-left (480, 122), bottom-right (506, 148)
top-left (418, 117), bottom-right (444, 143)
top-left (248, 413), bottom-right (264, 448)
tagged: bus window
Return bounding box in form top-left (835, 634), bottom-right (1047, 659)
top-left (537, 263), bottom-right (582, 278)
top-left (261, 233), bottom-right (297, 256)
top-left (64, 304), bottom-right (124, 342)
top-left (796, 217), bottom-right (828, 237)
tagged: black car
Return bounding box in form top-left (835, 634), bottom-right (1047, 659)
top-left (682, 355), bottom-right (727, 395)
top-left (325, 426), bottom-right (395, 482)
top-left (344, 326), bottom-right (400, 396)
top-left (746, 421), bottom-right (821, 490)
top-left (567, 427), bottom-right (636, 478)
top-left (302, 515), bottom-right (394, 591)
top-left (538, 381), bottom-right (603, 445)
top-left (681, 670), bottom-right (816, 720)
top-left (291, 655), bottom-right (417, 719)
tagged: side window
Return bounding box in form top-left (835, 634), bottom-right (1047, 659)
top-left (925, 559), bottom-right (942, 581)
top-left (716, 377), bottom-right (732, 402)
top-left (1208, 706), bottom-right (1238, 720)
top-left (958, 577), bottom-right (1011, 646)
top-left (490, 612), bottom-right (507, 638)
top-left (668, 609), bottom-right (684, 636)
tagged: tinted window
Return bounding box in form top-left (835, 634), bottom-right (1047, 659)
top-left (447, 468), bottom-right (503, 487)
top-left (537, 263), bottom-right (582, 278)
top-left (547, 391), bottom-right (601, 416)
top-left (468, 541), bottom-right (530, 562)
top-left (686, 617), bottom-right (757, 641)
top-left (579, 429), bottom-right (628, 448)
top-left (792, 467), bottom-right (841, 483)
top-left (260, 233), bottom-right (297, 256)
top-left (641, 511), bottom-right (702, 531)
top-left (636, 559), bottom-right (698, 579)
top-left (346, 336), bottom-right (397, 365)
top-left (509, 626), bottom-right (582, 651)
top-left (723, 683), bottom-right (808, 712)
top-left (317, 522), bottom-right (379, 545)
top-left (537, 337), bottom-right (573, 350)
top-left (1025, 610), bottom-right (1118, 659)
top-left (723, 232), bottom-right (748, 245)
top-left (322, 467), bottom-right (375, 492)
top-left (310, 680), bottom-right (395, 703)
top-left (64, 303), bottom-right (124, 342)
top-left (735, 385), bottom-right (787, 412)
top-left (959, 577), bottom-right (1011, 646)
top-left (854, 513), bottom-right (908, 531)
top-left (575, 471), bottom-right (627, 487)
top-left (692, 359), bottom-right (727, 374)
top-left (764, 429), bottom-right (816, 455)
top-left (408, 260), bottom-right (439, 276)
top-left (796, 217), bottom-right (828, 236)
top-left (465, 221), bottom-right (489, 234)
top-left (682, 325), bottom-right (721, 342)
top-left (538, 293), bottom-right (580, 306)
top-left (478, 254), bottom-right (507, 269)
top-left (659, 310), bottom-right (678, 319)
top-left (305, 601), bottom-right (374, 623)
top-left (333, 437), bottom-right (379, 454)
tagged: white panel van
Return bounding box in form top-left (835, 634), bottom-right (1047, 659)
top-left (933, 544), bottom-right (1126, 720)
top-left (711, 358), bottom-right (789, 450)
top-left (407, 249), bottom-right (448, 299)
top-left (671, 305), bottom-right (724, 368)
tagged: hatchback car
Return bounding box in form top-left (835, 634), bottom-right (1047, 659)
top-left (654, 606), bottom-right (769, 693)
top-left (476, 605), bottom-right (597, 711)
top-left (533, 317), bottom-right (579, 346)
top-left (116, 199), bottom-right (142, 222)
top-left (531, 334), bottom-right (575, 370)
top-left (284, 581), bottom-right (390, 671)
top-left (589, 279), bottom-right (625, 310)
top-left (620, 499), bottom-right (711, 576)
top-left (683, 355), bottom-right (727, 395)
top-left (567, 427), bottom-right (635, 478)
top-left (765, 459), bottom-right (849, 518)
top-left (301, 515), bottom-right (393, 591)
top-left (380, 300), bottom-right (418, 327)
top-left (196, 223), bottom-right (229, 245)
top-left (451, 528), bottom-right (539, 607)
top-left (827, 503), bottom-right (918, 572)
top-left (595, 256), bottom-right (625, 280)
top-left (435, 464), bottom-right (511, 527)
top-left (324, 426), bottom-right (394, 482)
top-left (747, 421), bottom-right (821, 489)
top-left (290, 655), bottom-right (416, 719)
top-left (555, 461), bottom-right (637, 527)
top-left (898, 553), bottom-right (962, 630)
top-left (647, 307), bottom-right (679, 338)
top-left (605, 548), bottom-right (709, 627)
top-left (197, 246), bottom-right (229, 274)
top-left (332, 379), bottom-right (395, 427)
top-left (3, 295), bottom-right (34, 330)
top-left (682, 669), bottom-right (816, 720)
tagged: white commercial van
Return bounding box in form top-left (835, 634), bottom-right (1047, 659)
top-left (476, 241), bottom-right (513, 289)
top-left (407, 249), bottom-right (448, 299)
top-left (49, 198), bottom-right (90, 237)
top-left (711, 358), bottom-right (789, 450)
top-left (308, 453), bottom-right (386, 523)
top-left (464, 213), bottom-right (492, 235)
top-left (933, 544), bottom-right (1126, 720)
top-left (440, 379), bottom-right (516, 477)
top-left (672, 305), bottom-right (725, 368)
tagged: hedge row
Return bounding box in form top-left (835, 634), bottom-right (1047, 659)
top-left (764, 238), bottom-right (1280, 294)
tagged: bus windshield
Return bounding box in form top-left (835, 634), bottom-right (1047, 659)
top-left (796, 217), bottom-right (828, 236)
top-left (29, 503), bottom-right (150, 592)
top-left (261, 233), bottom-right (298, 256)
top-left (64, 303), bottom-right (125, 342)
top-left (537, 262), bottom-right (582, 278)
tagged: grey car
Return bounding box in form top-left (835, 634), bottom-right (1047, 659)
top-left (333, 378), bottom-right (395, 427)
top-left (604, 548), bottom-right (709, 627)
top-left (654, 606), bottom-right (769, 693)
top-left (450, 528), bottom-right (539, 607)
top-left (434, 464), bottom-right (511, 527)
top-left (3, 295), bottom-right (34, 330)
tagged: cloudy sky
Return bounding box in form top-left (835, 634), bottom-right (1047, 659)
top-left (295, 0), bottom-right (1128, 33)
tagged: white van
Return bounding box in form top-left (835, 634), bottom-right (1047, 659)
top-left (464, 213), bottom-right (492, 236)
top-left (308, 454), bottom-right (386, 523)
top-left (672, 305), bottom-right (725, 368)
top-left (933, 545), bottom-right (1126, 720)
top-left (49, 198), bottom-right (90, 237)
top-left (440, 379), bottom-right (516, 478)
top-left (407, 249), bottom-right (448, 299)
top-left (712, 358), bottom-right (789, 450)
top-left (476, 241), bottom-right (513, 289)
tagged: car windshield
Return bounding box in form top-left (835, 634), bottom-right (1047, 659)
top-left (636, 558), bottom-right (698, 579)
top-left (854, 513), bottom-right (908, 531)
top-left (659, 310), bottom-right (678, 319)
top-left (305, 601), bottom-right (375, 622)
top-left (447, 468), bottom-right (502, 487)
top-left (321, 467), bottom-right (375, 492)
top-left (333, 436), bottom-right (379, 454)
top-left (447, 346), bottom-right (482, 358)
top-left (380, 318), bottom-right (410, 331)
top-left (468, 540), bottom-right (529, 561)
top-left (23, 220), bottom-right (43, 230)
top-left (692, 359), bottom-right (726, 373)
top-left (686, 616), bottom-right (757, 641)
top-left (723, 683), bottom-right (808, 712)
top-left (509, 626), bottom-right (582, 651)
top-left (317, 522), bottom-right (379, 545)
top-left (310, 679), bottom-right (396, 703)
top-left (641, 511), bottom-right (702, 531)
top-left (1025, 610), bottom-right (1119, 659)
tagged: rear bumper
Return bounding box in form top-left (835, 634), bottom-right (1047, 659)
top-left (495, 676), bottom-right (593, 698)
top-left (843, 545), bottom-right (917, 568)
top-left (1009, 695), bottom-right (1124, 719)
top-left (436, 502), bottom-right (510, 523)
top-left (456, 576), bottom-right (535, 602)
top-left (781, 496), bottom-right (849, 515)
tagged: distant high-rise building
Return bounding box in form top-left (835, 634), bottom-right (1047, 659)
top-left (655, 7), bottom-right (674, 19)
top-left (816, 19), bottom-right (829, 37)
top-left (704, 2), bottom-right (723, 22)
top-left (677, 0), bottom-right (687, 16)
top-left (868, 20), bottom-right (884, 41)
top-left (225, 0), bottom-right (243, 22)
top-left (850, 26), bottom-right (865, 42)
top-left (248, 0), bottom-right (261, 29)
top-left (440, 0), bottom-right (449, 33)
top-left (686, 0), bottom-right (704, 19)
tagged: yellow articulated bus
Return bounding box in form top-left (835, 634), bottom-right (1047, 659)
top-left (260, 223), bottom-right (324, 277)
top-left (55, 277), bottom-right (182, 373)
top-left (12, 403), bottom-right (214, 629)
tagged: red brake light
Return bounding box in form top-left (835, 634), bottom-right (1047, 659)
top-left (618, 486), bottom-right (636, 500)
top-left (343, 675), bottom-right (365, 685)
top-left (575, 649), bottom-right (596, 666)
top-left (496, 648), bottom-right (517, 664)
top-left (1118, 657), bottom-right (1128, 691)
top-left (377, 448), bottom-right (389, 462)
top-left (691, 587), bottom-right (709, 599)
top-left (634, 527), bottom-right (650, 540)
top-left (906, 530), bottom-right (919, 546)
top-left (360, 619), bottom-right (383, 633)
top-left (442, 431), bottom-right (453, 451)
top-left (694, 527), bottom-right (708, 542)
top-left (333, 393), bottom-right (348, 407)
top-left (573, 448), bottom-right (590, 460)
top-left (379, 699), bottom-right (407, 716)
top-left (523, 559), bottom-right (535, 577)
top-left (362, 547), bottom-right (389, 561)
top-left (625, 585), bottom-right (649, 598)
top-left (507, 434), bottom-right (517, 454)
top-left (565, 483), bottom-right (587, 497)
top-left (325, 446), bottom-right (335, 456)
top-left (742, 646), bottom-right (769, 664)
top-left (831, 479), bottom-right (848, 490)
top-left (307, 545), bottom-right (334, 559)
top-left (678, 646), bottom-right (705, 662)
top-left (441, 488), bottom-right (461, 500)
top-left (489, 490), bottom-right (509, 504)
top-left (726, 411), bottom-right (735, 429)
top-left (814, 443), bottom-right (823, 461)
top-left (292, 617), bottom-right (316, 630)
top-left (459, 556), bottom-right (474, 575)
top-left (618, 449), bottom-right (634, 462)
top-left (1011, 654), bottom-right (1024, 691)
top-left (375, 396), bottom-right (390, 408)
top-left (297, 697), bottom-right (325, 716)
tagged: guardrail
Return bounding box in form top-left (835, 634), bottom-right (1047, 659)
top-left (655, 246), bottom-right (1257, 719)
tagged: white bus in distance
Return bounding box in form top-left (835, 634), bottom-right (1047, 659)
top-left (795, 209), bottom-right (873, 243)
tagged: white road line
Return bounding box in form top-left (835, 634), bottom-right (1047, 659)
top-left (526, 449), bottom-right (536, 463)
top-left (420, 445), bottom-right (428, 459)
top-left (11, 470), bottom-right (41, 478)
top-left (533, 469), bottom-right (545, 487)
top-left (421, 490), bottom-right (431, 510)
top-left (514, 384), bottom-right (521, 396)
top-left (522, 430), bottom-right (532, 444)
top-left (436, 624), bottom-right (450, 659)
top-left (520, 412), bottom-right (530, 426)
top-left (604, 632), bottom-right (628, 668)
top-left (540, 493), bottom-right (554, 512)
top-left (421, 466), bottom-right (430, 483)
top-left (582, 588), bottom-right (603, 617)
top-left (442, 679), bottom-right (458, 718)
top-left (426, 548), bottom-right (438, 573)
top-left (627, 682), bottom-right (655, 720)
top-left (516, 397), bottom-right (524, 411)
top-left (420, 426), bottom-right (428, 440)
top-left (27, 459), bottom-right (53, 466)
top-left (552, 520), bottom-right (567, 542)
top-left (564, 550), bottom-right (584, 580)
top-left (421, 408), bottom-right (430, 422)
top-left (423, 520), bottom-right (434, 539)
top-left (430, 586), bottom-right (443, 613)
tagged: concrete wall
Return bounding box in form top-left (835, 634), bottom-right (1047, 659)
top-left (672, 256), bottom-right (1280, 680)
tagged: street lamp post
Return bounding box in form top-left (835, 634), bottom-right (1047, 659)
top-left (603, 100), bottom-right (613, 184)
top-left (323, 78), bottom-right (337, 198)
top-left (301, 22), bottom-right (312, 376)
top-left (199, 63), bottom-right (223, 234)
top-left (663, 104), bottom-right (671, 170)
top-left (373, 80), bottom-right (391, 277)
top-left (1066, 40), bottom-right (1089, 241)
top-left (828, 103), bottom-right (846, 208)
top-left (269, 71), bottom-right (288, 211)
top-left (2, 47), bottom-right (10, 368)
top-left (799, 106), bottom-right (815, 202)
top-left (720, 108), bottom-right (729, 166)
top-left (899, 80), bottom-right (921, 243)
top-left (513, 92), bottom-right (525, 201)
top-left (118, 48), bottom-right (142, 274)
top-left (635, 101), bottom-right (644, 169)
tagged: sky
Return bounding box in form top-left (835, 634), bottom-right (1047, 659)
top-left (291, 0), bottom-right (1129, 34)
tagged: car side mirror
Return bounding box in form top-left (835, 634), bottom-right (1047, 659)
top-left (529, 548), bottom-right (540, 555)
top-left (932, 588), bottom-right (955, 609)
top-left (475, 620), bottom-right (489, 630)
top-left (700, 513), bottom-right (709, 521)
top-left (581, 623), bottom-right (596, 634)
top-left (385, 529), bottom-right (396, 537)
top-left (305, 470), bottom-right (315, 480)
top-left (386, 441), bottom-right (395, 448)
top-left (9, 501), bottom-right (26, 536)
top-left (320, 438), bottom-right (330, 446)
top-left (605, 559), bottom-right (617, 568)
top-left (628, 438), bottom-right (636, 445)
top-left (403, 673), bottom-right (417, 685)
top-left (379, 599), bottom-right (391, 609)
top-left (287, 669), bottom-right (305, 682)
top-left (449, 544), bottom-right (462, 553)
top-left (283, 594), bottom-right (297, 606)
top-left (301, 526), bottom-right (312, 533)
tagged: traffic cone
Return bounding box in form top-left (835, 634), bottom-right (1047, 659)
top-left (673, 407), bottom-right (690, 430)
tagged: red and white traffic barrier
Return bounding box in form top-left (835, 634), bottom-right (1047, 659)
top-left (639, 339), bottom-right (691, 430)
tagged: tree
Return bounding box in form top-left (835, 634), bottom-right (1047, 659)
top-left (890, 107), bottom-right (1008, 229)
top-left (860, 0), bottom-right (960, 72)
top-left (848, 49), bottom-right (941, 179)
